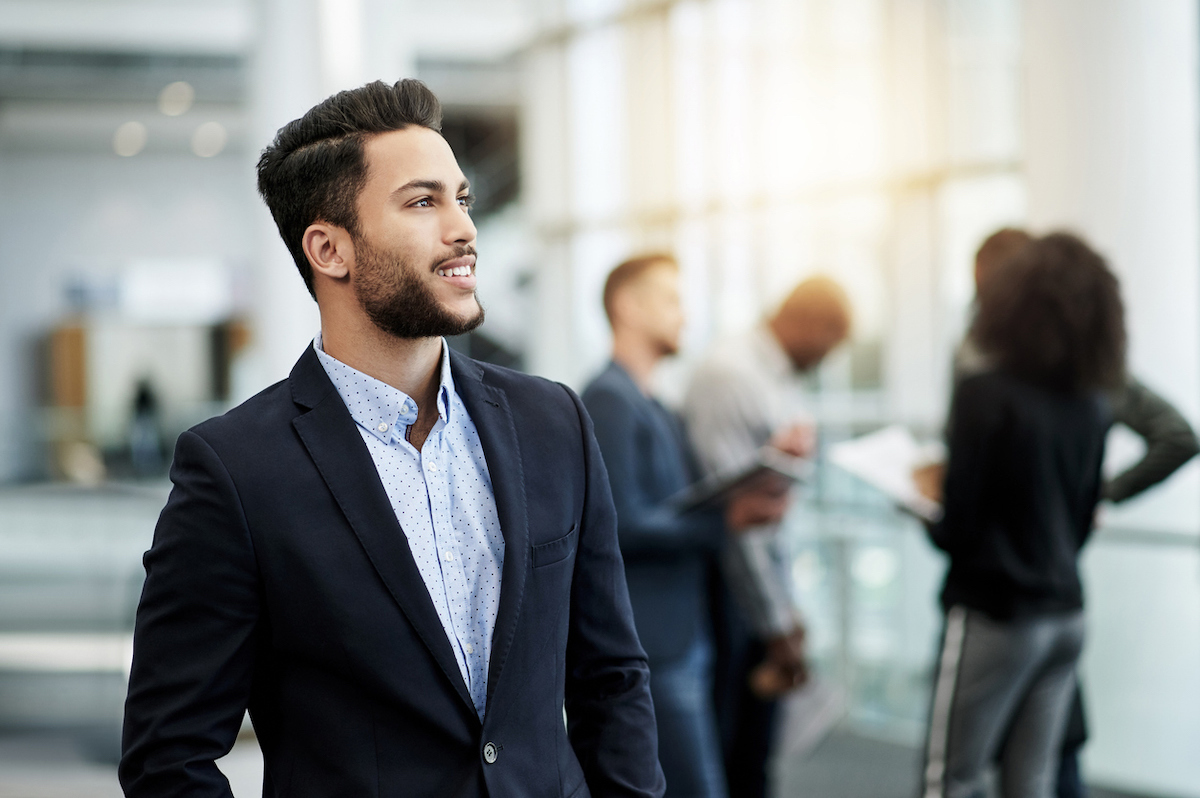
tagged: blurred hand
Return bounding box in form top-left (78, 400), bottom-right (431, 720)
top-left (770, 422), bottom-right (816, 459)
top-left (912, 462), bottom-right (945, 503)
top-left (725, 487), bottom-right (791, 533)
top-left (751, 625), bottom-right (809, 697)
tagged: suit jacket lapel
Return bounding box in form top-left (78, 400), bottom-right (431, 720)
top-left (449, 352), bottom-right (529, 708)
top-left (288, 348), bottom-right (476, 716)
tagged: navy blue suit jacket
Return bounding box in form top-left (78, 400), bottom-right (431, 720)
top-left (581, 363), bottom-right (724, 664)
top-left (119, 347), bottom-right (664, 798)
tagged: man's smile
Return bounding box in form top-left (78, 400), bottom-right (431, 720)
top-left (435, 254), bottom-right (477, 290)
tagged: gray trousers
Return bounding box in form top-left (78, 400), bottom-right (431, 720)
top-left (922, 606), bottom-right (1085, 798)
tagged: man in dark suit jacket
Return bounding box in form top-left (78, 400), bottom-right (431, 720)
top-left (118, 79), bottom-right (664, 798)
top-left (581, 256), bottom-right (788, 798)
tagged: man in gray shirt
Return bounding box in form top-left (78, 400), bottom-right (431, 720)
top-left (682, 276), bottom-right (852, 798)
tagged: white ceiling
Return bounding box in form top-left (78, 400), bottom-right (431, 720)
top-left (0, 0), bottom-right (536, 154)
top-left (0, 0), bottom-right (252, 55)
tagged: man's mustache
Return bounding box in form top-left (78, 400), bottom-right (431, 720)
top-left (432, 246), bottom-right (477, 271)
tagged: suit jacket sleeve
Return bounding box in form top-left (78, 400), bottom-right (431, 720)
top-left (584, 384), bottom-right (725, 558)
top-left (119, 429), bottom-right (260, 798)
top-left (562, 386), bottom-right (666, 798)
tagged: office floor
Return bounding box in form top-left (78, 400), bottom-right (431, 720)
top-left (0, 728), bottom-right (1150, 798)
top-left (772, 727), bottom-right (1144, 798)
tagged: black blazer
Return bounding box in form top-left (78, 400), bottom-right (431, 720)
top-left (119, 347), bottom-right (665, 798)
top-left (581, 363), bottom-right (723, 663)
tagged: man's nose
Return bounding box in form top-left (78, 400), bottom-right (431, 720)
top-left (443, 202), bottom-right (476, 245)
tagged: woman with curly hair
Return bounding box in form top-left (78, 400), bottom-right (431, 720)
top-left (921, 233), bottom-right (1125, 798)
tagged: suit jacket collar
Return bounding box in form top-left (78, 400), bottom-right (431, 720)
top-left (289, 347), bottom-right (476, 716)
top-left (289, 345), bottom-right (337, 410)
top-left (287, 346), bottom-right (530, 721)
top-left (447, 350), bottom-right (530, 713)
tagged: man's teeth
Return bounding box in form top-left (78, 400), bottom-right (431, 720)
top-left (437, 264), bottom-right (473, 277)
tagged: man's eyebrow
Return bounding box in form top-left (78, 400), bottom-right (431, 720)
top-left (389, 178), bottom-right (471, 198)
top-left (390, 179), bottom-right (445, 198)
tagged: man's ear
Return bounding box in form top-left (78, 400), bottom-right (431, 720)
top-left (609, 288), bottom-right (638, 332)
top-left (302, 223), bottom-right (353, 281)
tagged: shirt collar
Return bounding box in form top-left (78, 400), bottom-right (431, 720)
top-left (312, 333), bottom-right (455, 442)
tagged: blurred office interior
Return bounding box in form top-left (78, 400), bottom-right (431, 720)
top-left (0, 0), bottom-right (1198, 796)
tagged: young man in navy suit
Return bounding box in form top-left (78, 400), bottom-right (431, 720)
top-left (119, 79), bottom-right (664, 798)
top-left (582, 255), bottom-right (789, 798)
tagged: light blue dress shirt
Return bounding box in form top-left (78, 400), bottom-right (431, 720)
top-left (314, 335), bottom-right (505, 720)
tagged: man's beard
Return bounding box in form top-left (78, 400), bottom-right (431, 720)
top-left (353, 238), bottom-right (485, 340)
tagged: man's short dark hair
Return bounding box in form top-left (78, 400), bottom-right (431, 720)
top-left (256, 79), bottom-right (443, 298)
top-left (602, 254), bottom-right (677, 325)
top-left (974, 232), bottom-right (1126, 392)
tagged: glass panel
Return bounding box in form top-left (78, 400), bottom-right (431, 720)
top-left (567, 27), bottom-right (627, 221)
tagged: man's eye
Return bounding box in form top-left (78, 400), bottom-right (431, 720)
top-left (413, 198), bottom-right (432, 208)
top-left (458, 194), bottom-right (476, 209)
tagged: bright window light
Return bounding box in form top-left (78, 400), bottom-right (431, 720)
top-left (158, 81), bottom-right (195, 116)
top-left (191, 122), bottom-right (228, 158)
top-left (113, 121), bottom-right (147, 157)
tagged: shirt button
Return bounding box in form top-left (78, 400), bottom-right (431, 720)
top-left (427, 461), bottom-right (439, 473)
top-left (465, 643), bottom-right (474, 654)
top-left (442, 550), bottom-right (454, 562)
top-left (483, 742), bottom-right (498, 764)
top-left (376, 422), bottom-right (389, 433)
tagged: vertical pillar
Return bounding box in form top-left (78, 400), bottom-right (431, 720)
top-left (883, 0), bottom-right (947, 427)
top-left (242, 0), bottom-right (413, 395)
top-left (362, 0), bottom-right (416, 83)
top-left (242, 0), bottom-right (324, 394)
top-left (1023, 2), bottom-right (1200, 793)
top-left (520, 34), bottom-right (576, 383)
top-left (1023, 0), bottom-right (1200, 424)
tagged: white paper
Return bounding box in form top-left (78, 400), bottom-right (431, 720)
top-left (827, 425), bottom-right (944, 522)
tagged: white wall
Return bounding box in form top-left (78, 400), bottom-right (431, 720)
top-left (1023, 0), bottom-right (1200, 532)
top-left (0, 152), bottom-right (258, 480)
top-left (1023, 1), bottom-right (1200, 794)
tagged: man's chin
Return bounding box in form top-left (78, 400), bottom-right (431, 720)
top-left (363, 297), bottom-right (485, 340)
top-left (659, 340), bottom-right (682, 358)
top-left (442, 300), bottom-right (486, 336)
top-left (451, 298), bottom-right (485, 327)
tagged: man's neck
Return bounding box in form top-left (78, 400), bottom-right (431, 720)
top-left (320, 319), bottom-right (443, 431)
top-left (611, 331), bottom-right (663, 395)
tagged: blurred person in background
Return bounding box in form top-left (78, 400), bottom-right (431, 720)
top-left (119, 79), bottom-right (664, 798)
top-left (921, 233), bottom-right (1126, 798)
top-left (128, 378), bottom-right (165, 478)
top-left (582, 254), bottom-right (791, 798)
top-left (957, 227), bottom-right (1198, 507)
top-left (682, 276), bottom-right (852, 798)
top-left (951, 228), bottom-right (1035, 384)
top-left (942, 227), bottom-right (1200, 798)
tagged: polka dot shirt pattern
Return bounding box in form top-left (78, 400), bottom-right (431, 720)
top-left (314, 336), bottom-right (505, 720)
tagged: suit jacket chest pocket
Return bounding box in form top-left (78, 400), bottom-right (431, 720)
top-left (531, 524), bottom-right (578, 568)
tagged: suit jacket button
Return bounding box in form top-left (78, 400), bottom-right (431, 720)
top-left (483, 742), bottom-right (498, 764)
